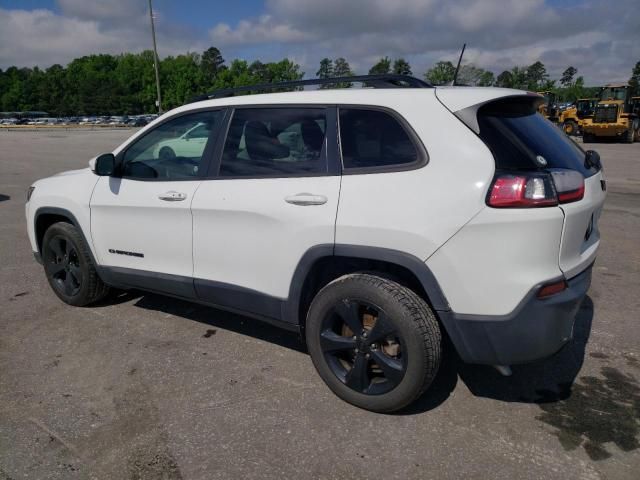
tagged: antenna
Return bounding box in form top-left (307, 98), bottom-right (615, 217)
top-left (452, 43), bottom-right (466, 86)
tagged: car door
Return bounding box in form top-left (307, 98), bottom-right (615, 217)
top-left (90, 109), bottom-right (224, 296)
top-left (191, 106), bottom-right (341, 318)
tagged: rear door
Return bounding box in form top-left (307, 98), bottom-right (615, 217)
top-left (191, 106), bottom-right (341, 316)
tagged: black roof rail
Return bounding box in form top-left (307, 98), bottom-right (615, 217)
top-left (189, 74), bottom-right (432, 103)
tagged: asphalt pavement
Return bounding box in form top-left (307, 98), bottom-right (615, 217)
top-left (0, 128), bottom-right (639, 479)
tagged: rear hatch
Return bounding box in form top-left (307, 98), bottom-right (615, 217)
top-left (437, 89), bottom-right (607, 279)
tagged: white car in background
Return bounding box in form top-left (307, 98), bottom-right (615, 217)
top-left (155, 122), bottom-right (211, 160)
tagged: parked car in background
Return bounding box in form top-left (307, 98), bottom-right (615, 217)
top-left (127, 118), bottom-right (148, 127)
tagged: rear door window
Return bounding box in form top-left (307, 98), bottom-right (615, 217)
top-left (477, 98), bottom-right (599, 177)
top-left (219, 108), bottom-right (328, 177)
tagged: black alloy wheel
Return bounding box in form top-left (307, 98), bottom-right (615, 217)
top-left (45, 235), bottom-right (82, 297)
top-left (320, 298), bottom-right (406, 395)
top-left (41, 222), bottom-right (109, 306)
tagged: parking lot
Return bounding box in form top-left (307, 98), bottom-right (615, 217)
top-left (0, 128), bottom-right (639, 480)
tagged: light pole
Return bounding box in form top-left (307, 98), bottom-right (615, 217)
top-left (148, 0), bottom-right (163, 114)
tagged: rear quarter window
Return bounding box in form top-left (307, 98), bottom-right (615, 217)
top-left (338, 108), bottom-right (424, 171)
top-left (477, 97), bottom-right (599, 177)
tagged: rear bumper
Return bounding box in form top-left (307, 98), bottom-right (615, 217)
top-left (440, 266), bottom-right (592, 366)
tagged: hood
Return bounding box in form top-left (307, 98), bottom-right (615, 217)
top-left (53, 167), bottom-right (91, 177)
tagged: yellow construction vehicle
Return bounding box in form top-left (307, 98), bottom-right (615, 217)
top-left (582, 84), bottom-right (640, 143)
top-left (537, 91), bottom-right (561, 122)
top-left (558, 98), bottom-right (598, 136)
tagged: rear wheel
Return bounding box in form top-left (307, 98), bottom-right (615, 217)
top-left (305, 274), bottom-right (441, 412)
top-left (42, 222), bottom-right (109, 306)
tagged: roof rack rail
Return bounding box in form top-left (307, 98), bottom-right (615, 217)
top-left (189, 74), bottom-right (432, 103)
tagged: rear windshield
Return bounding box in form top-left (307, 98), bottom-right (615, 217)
top-left (477, 97), bottom-right (599, 177)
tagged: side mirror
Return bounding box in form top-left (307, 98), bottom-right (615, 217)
top-left (93, 153), bottom-right (116, 176)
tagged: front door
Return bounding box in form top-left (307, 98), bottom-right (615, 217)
top-left (90, 109), bottom-right (224, 296)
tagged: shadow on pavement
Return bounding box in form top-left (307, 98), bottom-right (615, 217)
top-left (0, 194), bottom-right (10, 202)
top-left (132, 291), bottom-right (305, 353)
top-left (125, 291), bottom-right (640, 460)
top-left (453, 296), bottom-right (640, 460)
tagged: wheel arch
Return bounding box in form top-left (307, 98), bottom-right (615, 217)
top-left (285, 245), bottom-right (451, 329)
top-left (34, 207), bottom-right (97, 265)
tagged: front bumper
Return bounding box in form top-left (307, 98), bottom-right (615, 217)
top-left (583, 124), bottom-right (628, 136)
top-left (439, 266), bottom-right (592, 366)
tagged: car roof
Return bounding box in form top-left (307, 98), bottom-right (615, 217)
top-left (170, 86), bottom-right (528, 117)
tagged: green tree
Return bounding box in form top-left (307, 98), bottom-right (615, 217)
top-left (525, 61), bottom-right (548, 90)
top-left (332, 57), bottom-right (354, 88)
top-left (457, 64), bottom-right (492, 86)
top-left (424, 61), bottom-right (455, 85)
top-left (495, 70), bottom-right (514, 88)
top-left (560, 66), bottom-right (577, 87)
top-left (477, 70), bottom-right (495, 87)
top-left (316, 58), bottom-right (334, 88)
top-left (629, 61), bottom-right (640, 96)
top-left (392, 58), bottom-right (412, 75)
top-left (201, 47), bottom-right (226, 81)
top-left (369, 56), bottom-right (391, 75)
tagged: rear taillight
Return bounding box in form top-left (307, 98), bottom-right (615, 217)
top-left (487, 169), bottom-right (584, 208)
top-left (487, 173), bottom-right (557, 208)
top-left (549, 169), bottom-right (585, 204)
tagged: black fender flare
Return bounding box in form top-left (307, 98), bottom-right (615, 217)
top-left (34, 207), bottom-right (98, 265)
top-left (282, 244), bottom-right (451, 325)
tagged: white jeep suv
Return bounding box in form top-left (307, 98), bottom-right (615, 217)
top-left (26, 75), bottom-right (606, 412)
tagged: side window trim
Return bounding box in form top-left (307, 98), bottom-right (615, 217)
top-left (205, 104), bottom-right (340, 180)
top-left (337, 104), bottom-right (429, 175)
top-left (114, 107), bottom-right (228, 182)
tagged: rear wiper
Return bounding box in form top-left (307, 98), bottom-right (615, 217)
top-left (584, 149), bottom-right (601, 170)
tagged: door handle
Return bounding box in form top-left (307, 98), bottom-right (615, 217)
top-left (285, 193), bottom-right (328, 206)
top-left (158, 191), bottom-right (187, 201)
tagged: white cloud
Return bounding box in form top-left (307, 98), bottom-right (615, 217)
top-left (0, 4), bottom-right (204, 69)
top-left (1, 0), bottom-right (638, 85)
top-left (210, 0), bottom-right (640, 85)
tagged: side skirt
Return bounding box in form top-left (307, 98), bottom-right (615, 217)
top-left (96, 266), bottom-right (298, 333)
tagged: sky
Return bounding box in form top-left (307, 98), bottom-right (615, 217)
top-left (0, 0), bottom-right (638, 85)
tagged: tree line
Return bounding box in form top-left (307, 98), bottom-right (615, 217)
top-left (1, 46), bottom-right (638, 116)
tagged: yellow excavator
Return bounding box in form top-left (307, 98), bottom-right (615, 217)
top-left (537, 91), bottom-right (560, 122)
top-left (582, 84), bottom-right (640, 143)
top-left (557, 98), bottom-right (599, 136)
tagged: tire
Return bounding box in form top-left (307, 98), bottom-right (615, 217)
top-left (563, 120), bottom-right (577, 136)
top-left (305, 273), bottom-right (442, 412)
top-left (623, 128), bottom-right (635, 144)
top-left (159, 146), bottom-right (176, 160)
top-left (42, 222), bottom-right (109, 306)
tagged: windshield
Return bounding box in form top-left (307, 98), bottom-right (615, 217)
top-left (599, 88), bottom-right (626, 101)
top-left (477, 97), bottom-right (599, 178)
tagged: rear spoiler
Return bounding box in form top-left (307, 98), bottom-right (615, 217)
top-left (435, 89), bottom-right (543, 134)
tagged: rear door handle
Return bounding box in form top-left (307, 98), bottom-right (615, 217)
top-left (158, 191), bottom-right (187, 201)
top-left (285, 193), bottom-right (328, 206)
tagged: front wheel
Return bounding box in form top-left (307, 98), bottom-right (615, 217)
top-left (306, 274), bottom-right (442, 412)
top-left (42, 222), bottom-right (109, 306)
top-left (563, 120), bottom-right (577, 136)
